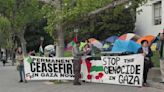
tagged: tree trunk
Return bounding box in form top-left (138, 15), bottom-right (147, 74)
top-left (56, 24), bottom-right (64, 57)
top-left (18, 31), bottom-right (27, 55)
top-left (0, 46), bottom-right (1, 59)
top-left (11, 48), bottom-right (15, 66)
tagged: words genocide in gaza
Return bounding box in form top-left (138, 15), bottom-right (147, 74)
top-left (103, 56), bottom-right (142, 85)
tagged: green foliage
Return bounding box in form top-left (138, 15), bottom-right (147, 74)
top-left (0, 15), bottom-right (11, 48)
top-left (65, 5), bottom-right (135, 41)
top-left (42, 0), bottom-right (113, 38)
top-left (0, 0), bottom-right (43, 32)
top-left (13, 0), bottom-right (43, 31)
top-left (0, 0), bottom-right (14, 18)
top-left (0, 0), bottom-right (148, 50)
top-left (0, 16), bottom-right (11, 31)
top-left (43, 0), bottom-right (147, 41)
top-left (25, 19), bottom-right (54, 52)
top-left (0, 0), bottom-right (45, 50)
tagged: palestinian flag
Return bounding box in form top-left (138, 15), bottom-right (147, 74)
top-left (66, 41), bottom-right (76, 50)
top-left (66, 36), bottom-right (77, 51)
top-left (85, 58), bottom-right (104, 80)
top-left (26, 56), bottom-right (33, 64)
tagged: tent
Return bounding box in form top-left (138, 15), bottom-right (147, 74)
top-left (111, 40), bottom-right (141, 53)
top-left (137, 35), bottom-right (156, 45)
top-left (119, 33), bottom-right (140, 41)
top-left (105, 36), bottom-right (118, 43)
top-left (88, 38), bottom-right (103, 49)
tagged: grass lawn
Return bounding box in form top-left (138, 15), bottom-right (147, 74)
top-left (64, 51), bottom-right (72, 57)
top-left (151, 51), bottom-right (160, 67)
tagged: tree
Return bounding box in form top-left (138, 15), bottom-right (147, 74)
top-left (24, 19), bottom-right (54, 52)
top-left (0, 15), bottom-right (11, 48)
top-left (41, 0), bottom-right (116, 57)
top-left (41, 0), bottom-right (147, 57)
top-left (0, 15), bottom-right (12, 61)
top-left (14, 0), bottom-right (44, 54)
top-left (0, 0), bottom-right (44, 55)
top-left (68, 6), bottom-right (135, 41)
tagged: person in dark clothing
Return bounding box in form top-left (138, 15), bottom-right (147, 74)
top-left (1, 52), bottom-right (6, 66)
top-left (138, 40), bottom-right (153, 87)
top-left (72, 41), bottom-right (84, 85)
top-left (157, 30), bottom-right (164, 83)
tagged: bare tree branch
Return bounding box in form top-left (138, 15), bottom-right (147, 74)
top-left (88, 0), bottom-right (129, 16)
top-left (65, 0), bottom-right (130, 28)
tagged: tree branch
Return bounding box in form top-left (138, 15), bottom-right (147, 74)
top-left (88, 0), bottom-right (129, 16)
top-left (40, 0), bottom-right (130, 28)
top-left (64, 0), bottom-right (130, 29)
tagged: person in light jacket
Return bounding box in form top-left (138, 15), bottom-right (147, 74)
top-left (16, 47), bottom-right (27, 83)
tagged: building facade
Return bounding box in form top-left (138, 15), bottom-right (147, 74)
top-left (135, 0), bottom-right (164, 36)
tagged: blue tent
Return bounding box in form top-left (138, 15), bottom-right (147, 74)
top-left (111, 40), bottom-right (141, 53)
top-left (105, 36), bottom-right (118, 43)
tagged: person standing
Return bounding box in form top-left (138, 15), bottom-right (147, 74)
top-left (16, 47), bottom-right (27, 83)
top-left (138, 40), bottom-right (153, 87)
top-left (83, 44), bottom-right (91, 55)
top-left (72, 41), bottom-right (84, 85)
top-left (87, 40), bottom-right (95, 56)
top-left (1, 51), bottom-right (6, 66)
top-left (157, 30), bottom-right (164, 84)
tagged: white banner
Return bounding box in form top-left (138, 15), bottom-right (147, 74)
top-left (24, 56), bottom-right (74, 80)
top-left (80, 54), bottom-right (144, 86)
top-left (102, 54), bottom-right (144, 86)
top-left (24, 54), bottom-right (144, 86)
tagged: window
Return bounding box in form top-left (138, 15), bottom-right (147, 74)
top-left (154, 1), bottom-right (162, 25)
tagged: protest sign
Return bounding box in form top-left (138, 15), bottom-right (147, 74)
top-left (24, 54), bottom-right (144, 86)
top-left (24, 56), bottom-right (74, 80)
top-left (80, 54), bottom-right (144, 86)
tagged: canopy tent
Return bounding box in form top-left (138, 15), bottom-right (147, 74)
top-left (88, 38), bottom-right (103, 49)
top-left (137, 35), bottom-right (156, 45)
top-left (118, 33), bottom-right (140, 41)
top-left (111, 40), bottom-right (141, 53)
top-left (105, 36), bottom-right (118, 43)
top-left (88, 38), bottom-right (97, 43)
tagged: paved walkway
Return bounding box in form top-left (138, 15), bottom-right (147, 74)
top-left (0, 62), bottom-right (164, 92)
